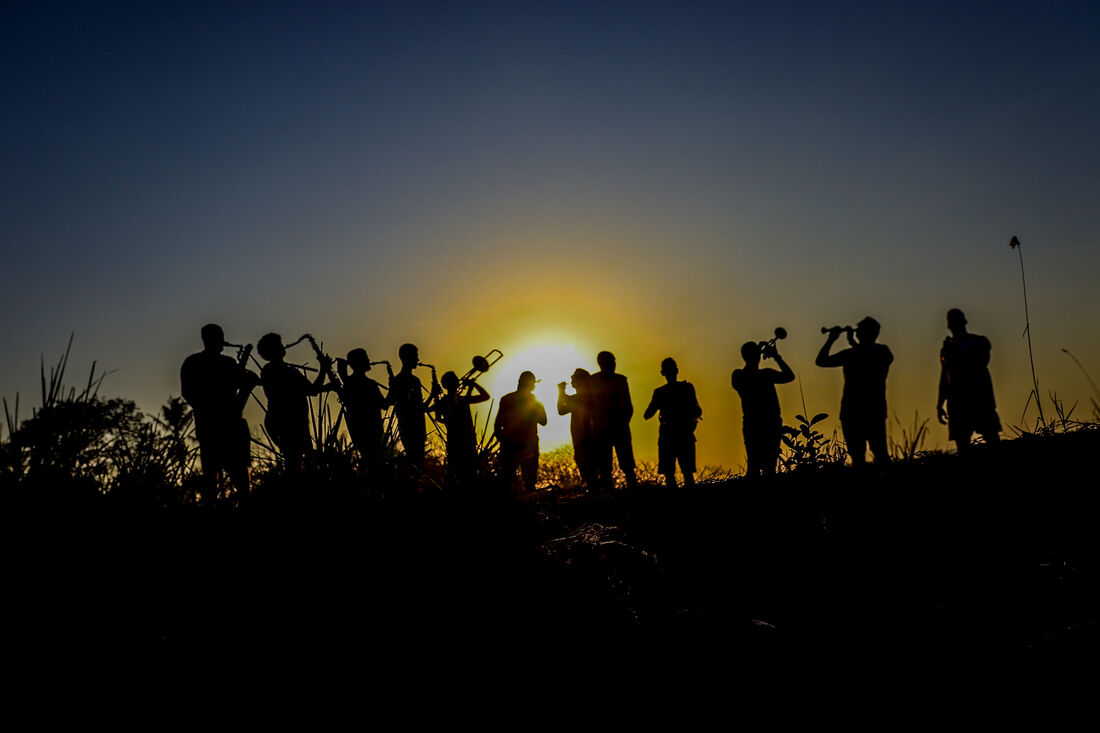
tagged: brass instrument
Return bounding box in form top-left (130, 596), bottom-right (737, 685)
top-left (459, 349), bottom-right (503, 384)
top-left (821, 325), bottom-right (855, 334)
top-left (370, 359), bottom-right (395, 380)
top-left (232, 342), bottom-right (255, 415)
top-left (758, 327), bottom-right (787, 351)
top-left (284, 334), bottom-right (312, 349)
top-left (305, 334), bottom-right (339, 388)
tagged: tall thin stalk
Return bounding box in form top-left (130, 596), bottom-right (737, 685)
top-left (1011, 235), bottom-right (1044, 426)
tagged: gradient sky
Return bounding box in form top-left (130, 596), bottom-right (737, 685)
top-left (3, 1), bottom-right (1099, 469)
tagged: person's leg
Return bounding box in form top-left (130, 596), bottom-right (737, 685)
top-left (658, 435), bottom-right (675, 488)
top-left (591, 436), bottom-right (613, 490)
top-left (762, 426), bottom-right (780, 476)
top-left (615, 428), bottom-right (638, 488)
top-left (198, 439), bottom-right (221, 506)
top-left (869, 419), bottom-right (890, 464)
top-left (680, 436), bottom-right (696, 487)
top-left (841, 418), bottom-right (866, 467)
top-left (744, 426), bottom-right (761, 477)
top-left (520, 445), bottom-right (538, 492)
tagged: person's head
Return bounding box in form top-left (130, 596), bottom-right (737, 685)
top-left (518, 370), bottom-right (537, 392)
top-left (856, 316), bottom-right (881, 344)
top-left (740, 341), bottom-right (761, 366)
top-left (947, 308), bottom-right (967, 333)
top-left (571, 368), bottom-right (590, 391)
top-left (200, 324), bottom-right (225, 353)
top-left (597, 350), bottom-right (616, 374)
top-left (398, 343), bottom-right (419, 369)
top-left (660, 357), bottom-right (678, 380)
top-left (257, 333), bottom-right (285, 362)
top-left (346, 348), bottom-right (370, 373)
top-left (441, 371), bottom-right (459, 392)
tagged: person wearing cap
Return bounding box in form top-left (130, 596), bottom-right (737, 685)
top-left (588, 351), bottom-right (638, 490)
top-left (644, 358), bottom-right (703, 488)
top-left (494, 371), bottom-right (547, 492)
top-left (937, 309), bottom-right (1001, 453)
top-left (731, 340), bottom-right (794, 477)
top-left (816, 316), bottom-right (894, 466)
top-left (336, 348), bottom-right (389, 474)
top-left (558, 368), bottom-right (596, 489)
top-left (181, 323), bottom-right (260, 503)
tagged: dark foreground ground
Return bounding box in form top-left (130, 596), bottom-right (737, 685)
top-left (5, 431), bottom-right (1097, 689)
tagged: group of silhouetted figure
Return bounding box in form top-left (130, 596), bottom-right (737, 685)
top-left (180, 307), bottom-right (1001, 503)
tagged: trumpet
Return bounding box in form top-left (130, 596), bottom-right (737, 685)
top-left (821, 325), bottom-right (855, 334)
top-left (758, 327), bottom-right (787, 351)
top-left (459, 349), bottom-right (503, 384)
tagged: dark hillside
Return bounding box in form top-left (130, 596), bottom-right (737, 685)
top-left (5, 430), bottom-right (1097, 685)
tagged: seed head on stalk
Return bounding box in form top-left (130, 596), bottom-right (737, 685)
top-left (1011, 235), bottom-right (1045, 427)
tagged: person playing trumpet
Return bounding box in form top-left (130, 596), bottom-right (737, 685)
top-left (731, 340), bottom-right (794, 477)
top-left (816, 317), bottom-right (893, 466)
top-left (432, 370), bottom-right (490, 488)
top-left (387, 343), bottom-right (440, 471)
top-left (336, 348), bottom-right (390, 475)
top-left (558, 368), bottom-right (596, 490)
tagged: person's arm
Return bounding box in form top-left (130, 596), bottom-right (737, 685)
top-left (557, 384), bottom-right (572, 416)
top-left (643, 389), bottom-right (659, 421)
top-left (493, 400), bottom-right (504, 438)
top-left (816, 331), bottom-right (845, 368)
top-left (535, 400), bottom-right (548, 427)
top-left (688, 383), bottom-right (702, 421)
top-left (937, 344), bottom-right (949, 425)
top-left (306, 355), bottom-right (333, 396)
top-left (179, 360), bottom-right (196, 407)
top-left (772, 352), bottom-right (795, 384)
top-left (466, 381), bottom-right (490, 405)
top-left (622, 378), bottom-right (634, 422)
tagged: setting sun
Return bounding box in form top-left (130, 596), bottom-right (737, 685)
top-left (482, 338), bottom-right (595, 449)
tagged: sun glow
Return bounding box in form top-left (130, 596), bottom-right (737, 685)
top-left (482, 338), bottom-right (595, 449)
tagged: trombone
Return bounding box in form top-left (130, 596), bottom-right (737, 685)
top-left (459, 349), bottom-right (503, 384)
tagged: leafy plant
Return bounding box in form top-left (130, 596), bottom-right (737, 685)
top-left (780, 412), bottom-right (833, 471)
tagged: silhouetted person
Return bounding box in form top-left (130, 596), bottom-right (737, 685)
top-left (257, 332), bottom-right (332, 472)
top-left (387, 343), bottom-right (439, 470)
top-left (432, 371), bottom-right (490, 487)
top-left (180, 324), bottom-right (259, 504)
top-left (937, 308), bottom-right (1001, 453)
top-left (732, 340), bottom-right (794, 476)
top-left (644, 358), bottom-right (702, 488)
top-left (557, 368), bottom-right (596, 489)
top-left (336, 348), bottom-right (389, 474)
top-left (588, 351), bottom-right (638, 490)
top-left (494, 371), bottom-right (547, 492)
top-left (816, 317), bottom-right (893, 466)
